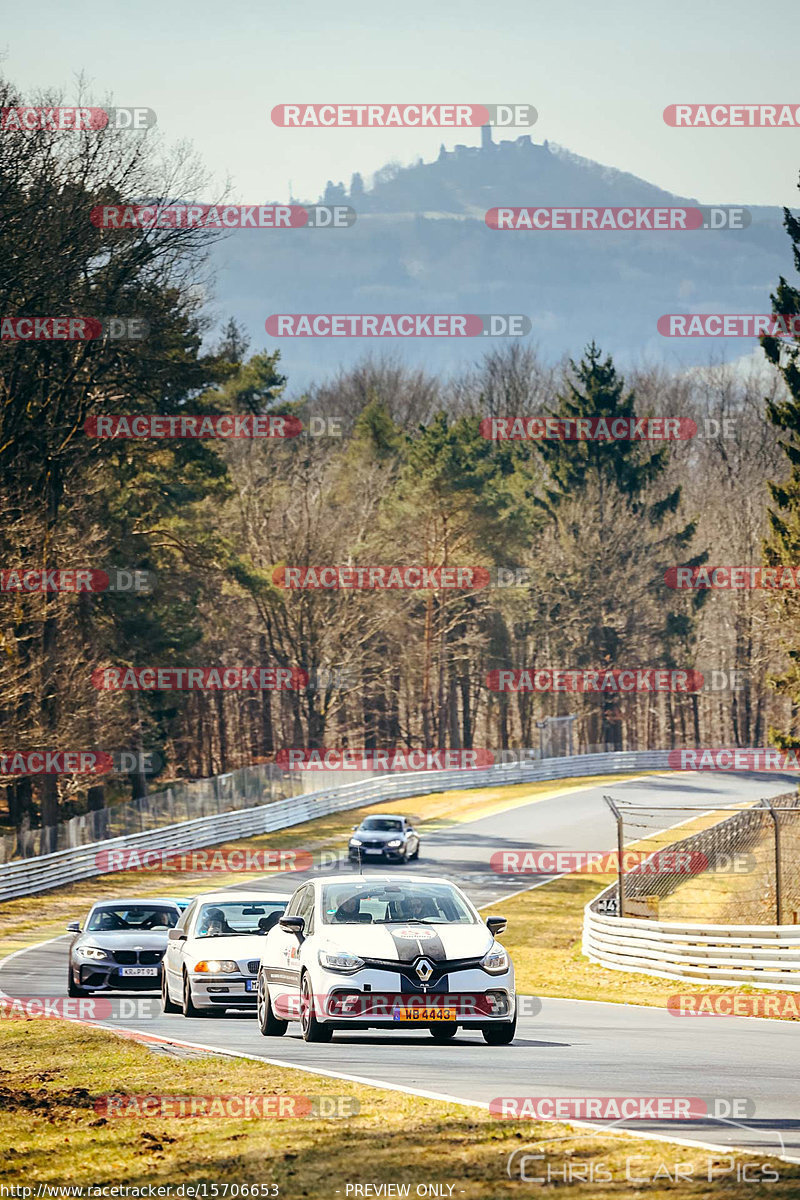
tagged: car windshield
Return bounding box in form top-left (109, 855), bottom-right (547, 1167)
top-left (86, 905), bottom-right (178, 931)
top-left (321, 882), bottom-right (476, 925)
top-left (359, 818), bottom-right (403, 832)
top-left (195, 901), bottom-right (286, 938)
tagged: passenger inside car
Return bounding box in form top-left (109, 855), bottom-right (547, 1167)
top-left (401, 895), bottom-right (439, 920)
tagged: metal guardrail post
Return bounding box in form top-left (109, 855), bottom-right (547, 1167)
top-left (603, 795), bottom-right (625, 918)
top-left (762, 797), bottom-right (783, 925)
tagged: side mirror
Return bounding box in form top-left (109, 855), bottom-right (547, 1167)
top-left (279, 915), bottom-right (305, 938)
top-left (168, 928), bottom-right (187, 941)
top-left (352, 826), bottom-right (359, 832)
top-left (67, 921), bottom-right (81, 933)
top-left (486, 916), bottom-right (507, 936)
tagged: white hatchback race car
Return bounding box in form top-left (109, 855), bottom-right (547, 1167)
top-left (256, 874), bottom-right (515, 1043)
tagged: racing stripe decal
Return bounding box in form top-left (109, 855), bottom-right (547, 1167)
top-left (386, 925), bottom-right (447, 962)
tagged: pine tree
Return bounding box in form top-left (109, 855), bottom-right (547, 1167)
top-left (762, 203), bottom-right (800, 746)
top-left (530, 344), bottom-right (706, 748)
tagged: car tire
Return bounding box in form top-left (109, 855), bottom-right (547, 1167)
top-left (161, 969), bottom-right (180, 1013)
top-left (429, 1023), bottom-right (458, 1041)
top-left (67, 968), bottom-right (88, 997)
top-left (482, 1011), bottom-right (517, 1045)
top-left (300, 973), bottom-right (333, 1043)
top-left (257, 973), bottom-right (288, 1037)
top-left (182, 970), bottom-right (210, 1018)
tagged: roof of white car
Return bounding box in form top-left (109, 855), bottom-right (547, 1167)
top-left (91, 897), bottom-right (182, 907)
top-left (312, 873), bottom-right (453, 886)
top-left (187, 890), bottom-right (292, 903)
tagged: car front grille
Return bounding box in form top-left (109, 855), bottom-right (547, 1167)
top-left (139, 950), bottom-right (164, 965)
top-left (247, 960), bottom-right (260, 975)
top-left (110, 950), bottom-right (164, 965)
top-left (360, 841), bottom-right (386, 850)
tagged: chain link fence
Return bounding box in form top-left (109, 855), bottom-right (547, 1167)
top-left (601, 791), bottom-right (800, 925)
top-left (0, 763), bottom-right (373, 864)
top-left (0, 738), bottom-right (633, 865)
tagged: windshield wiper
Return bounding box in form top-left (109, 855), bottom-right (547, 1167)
top-left (374, 918), bottom-right (439, 925)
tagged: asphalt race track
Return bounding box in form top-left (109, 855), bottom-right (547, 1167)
top-left (3, 770), bottom-right (800, 1161)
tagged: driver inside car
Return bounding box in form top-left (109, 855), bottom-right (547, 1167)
top-left (199, 906), bottom-right (234, 936)
top-left (95, 910), bottom-right (125, 930)
top-left (333, 895), bottom-right (366, 922)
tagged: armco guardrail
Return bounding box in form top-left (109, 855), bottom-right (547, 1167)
top-left (0, 749), bottom-right (668, 901)
top-left (583, 884), bottom-right (800, 990)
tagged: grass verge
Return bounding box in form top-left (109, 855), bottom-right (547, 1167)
top-left (486, 869), bottom-right (800, 1019)
top-left (1, 1017), bottom-right (797, 1196)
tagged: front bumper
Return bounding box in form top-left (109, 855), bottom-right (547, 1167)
top-left (73, 960), bottom-right (163, 992)
top-left (348, 845), bottom-right (406, 861)
top-left (301, 964), bottom-right (515, 1027)
top-left (190, 973), bottom-right (258, 1006)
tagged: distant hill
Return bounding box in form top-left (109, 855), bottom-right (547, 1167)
top-left (210, 132), bottom-right (789, 390)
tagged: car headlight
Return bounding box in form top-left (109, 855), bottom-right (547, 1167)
top-left (193, 959), bottom-right (239, 973)
top-left (349, 837), bottom-right (363, 846)
top-left (318, 949), bottom-right (365, 973)
top-left (386, 839), bottom-right (403, 848)
top-left (481, 943), bottom-right (509, 975)
top-left (77, 946), bottom-right (111, 960)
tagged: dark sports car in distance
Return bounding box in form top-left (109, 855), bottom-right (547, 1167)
top-left (67, 899), bottom-right (181, 996)
top-left (348, 815), bottom-right (420, 863)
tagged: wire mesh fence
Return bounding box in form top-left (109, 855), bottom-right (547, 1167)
top-left (0, 763), bottom-right (366, 864)
top-left (0, 740), bottom-right (631, 865)
top-left (600, 791), bottom-right (800, 925)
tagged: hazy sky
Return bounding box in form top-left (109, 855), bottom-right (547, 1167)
top-left (2, 0), bottom-right (797, 206)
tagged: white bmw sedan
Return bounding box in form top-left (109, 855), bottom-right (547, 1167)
top-left (162, 890), bottom-right (288, 1017)
top-left (256, 874), bottom-right (515, 1043)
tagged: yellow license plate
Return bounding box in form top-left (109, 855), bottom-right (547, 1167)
top-left (393, 1007), bottom-right (456, 1021)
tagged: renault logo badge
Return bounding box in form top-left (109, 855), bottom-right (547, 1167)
top-left (415, 957), bottom-right (434, 982)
